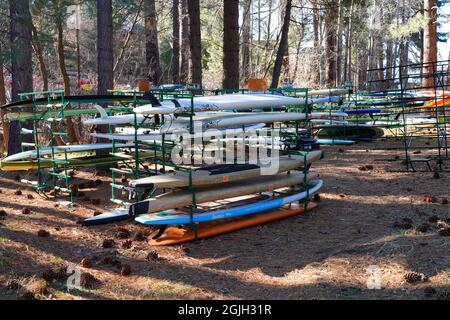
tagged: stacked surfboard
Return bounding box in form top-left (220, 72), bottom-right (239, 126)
top-left (2, 92), bottom-right (339, 244)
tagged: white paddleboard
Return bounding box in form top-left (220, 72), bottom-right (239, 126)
top-left (134, 94), bottom-right (309, 115)
top-left (161, 112), bottom-right (348, 132)
top-left (90, 123), bottom-right (266, 141)
top-left (3, 143), bottom-right (135, 162)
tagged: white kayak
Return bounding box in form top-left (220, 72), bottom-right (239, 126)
top-left (3, 143), bottom-right (136, 162)
top-left (161, 112), bottom-right (348, 133)
top-left (90, 123), bottom-right (266, 141)
top-left (134, 94), bottom-right (309, 115)
top-left (83, 105), bottom-right (247, 126)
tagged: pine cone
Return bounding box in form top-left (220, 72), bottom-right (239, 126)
top-left (404, 271), bottom-right (426, 284)
top-left (437, 227), bottom-right (450, 237)
top-left (436, 220), bottom-right (448, 229)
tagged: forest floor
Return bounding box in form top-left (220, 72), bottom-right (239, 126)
top-left (0, 138), bottom-right (449, 300)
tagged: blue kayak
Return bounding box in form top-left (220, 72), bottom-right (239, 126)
top-left (135, 180), bottom-right (323, 225)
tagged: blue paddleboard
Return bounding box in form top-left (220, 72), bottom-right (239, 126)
top-left (135, 180), bottom-right (323, 225)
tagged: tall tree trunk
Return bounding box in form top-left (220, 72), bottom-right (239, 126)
top-left (223, 0), bottom-right (239, 89)
top-left (385, 39), bottom-right (393, 88)
top-left (172, 0), bottom-right (180, 83)
top-left (241, 0), bottom-right (252, 86)
top-left (336, 0), bottom-right (343, 85)
top-left (356, 35), bottom-right (368, 89)
top-left (8, 0), bottom-right (33, 155)
top-left (270, 0), bottom-right (292, 88)
top-left (97, 0), bottom-right (114, 158)
top-left (324, 7), bottom-right (337, 87)
top-left (188, 0), bottom-right (202, 86)
top-left (0, 45), bottom-right (8, 150)
top-left (97, 0), bottom-right (114, 95)
top-left (280, 0), bottom-right (290, 83)
top-left (56, 21), bottom-right (77, 144)
top-left (180, 0), bottom-right (190, 83)
top-left (346, 0), bottom-right (354, 84)
top-left (56, 24), bottom-right (70, 95)
top-left (422, 0), bottom-right (437, 87)
top-left (312, 1), bottom-right (320, 86)
top-left (145, 0), bottom-right (162, 86)
top-left (31, 24), bottom-right (49, 92)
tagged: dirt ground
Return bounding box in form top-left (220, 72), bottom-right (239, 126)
top-left (0, 139), bottom-right (449, 300)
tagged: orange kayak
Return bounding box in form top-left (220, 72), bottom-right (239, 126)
top-left (149, 202), bottom-right (318, 246)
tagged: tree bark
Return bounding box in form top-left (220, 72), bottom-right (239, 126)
top-left (97, 0), bottom-right (114, 95)
top-left (324, 6), bottom-right (337, 87)
top-left (31, 23), bottom-right (49, 92)
top-left (56, 20), bottom-right (78, 144)
top-left (422, 0), bottom-right (437, 87)
top-left (241, 0), bottom-right (252, 86)
top-left (172, 0), bottom-right (180, 84)
top-left (180, 0), bottom-right (190, 83)
top-left (96, 0), bottom-right (114, 159)
top-left (346, 0), bottom-right (354, 84)
top-left (280, 0), bottom-right (290, 84)
top-left (223, 0), bottom-right (240, 89)
top-left (145, 0), bottom-right (162, 86)
top-left (0, 45), bottom-right (8, 150)
top-left (311, 1), bottom-right (320, 86)
top-left (270, 0), bottom-right (291, 89)
top-left (57, 23), bottom-right (71, 96)
top-left (336, 0), bottom-right (343, 85)
top-left (188, 0), bottom-right (202, 86)
top-left (8, 0), bottom-right (33, 155)
top-left (385, 38), bottom-right (393, 89)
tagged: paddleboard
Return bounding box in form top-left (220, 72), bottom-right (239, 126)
top-left (161, 112), bottom-right (348, 132)
top-left (149, 202), bottom-right (318, 246)
top-left (90, 123), bottom-right (266, 141)
top-left (129, 150), bottom-right (323, 189)
top-left (129, 172), bottom-right (319, 215)
top-left (134, 94), bottom-right (311, 115)
top-left (84, 172), bottom-right (318, 226)
top-left (3, 142), bottom-right (136, 162)
top-left (135, 179), bottom-right (323, 225)
top-left (83, 208), bottom-right (129, 226)
top-left (0, 152), bottom-right (154, 171)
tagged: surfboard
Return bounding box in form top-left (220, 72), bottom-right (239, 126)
top-left (2, 142), bottom-right (136, 162)
top-left (129, 172), bottom-right (319, 215)
top-left (129, 150), bottom-right (323, 189)
top-left (83, 208), bottom-right (130, 226)
top-left (160, 112), bottom-right (348, 132)
top-left (84, 172), bottom-right (318, 226)
top-left (0, 152), bottom-right (154, 171)
top-left (83, 105), bottom-right (237, 126)
top-left (134, 94), bottom-right (311, 115)
top-left (149, 202), bottom-right (318, 246)
top-left (90, 123), bottom-right (266, 141)
top-left (135, 179), bottom-right (323, 225)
